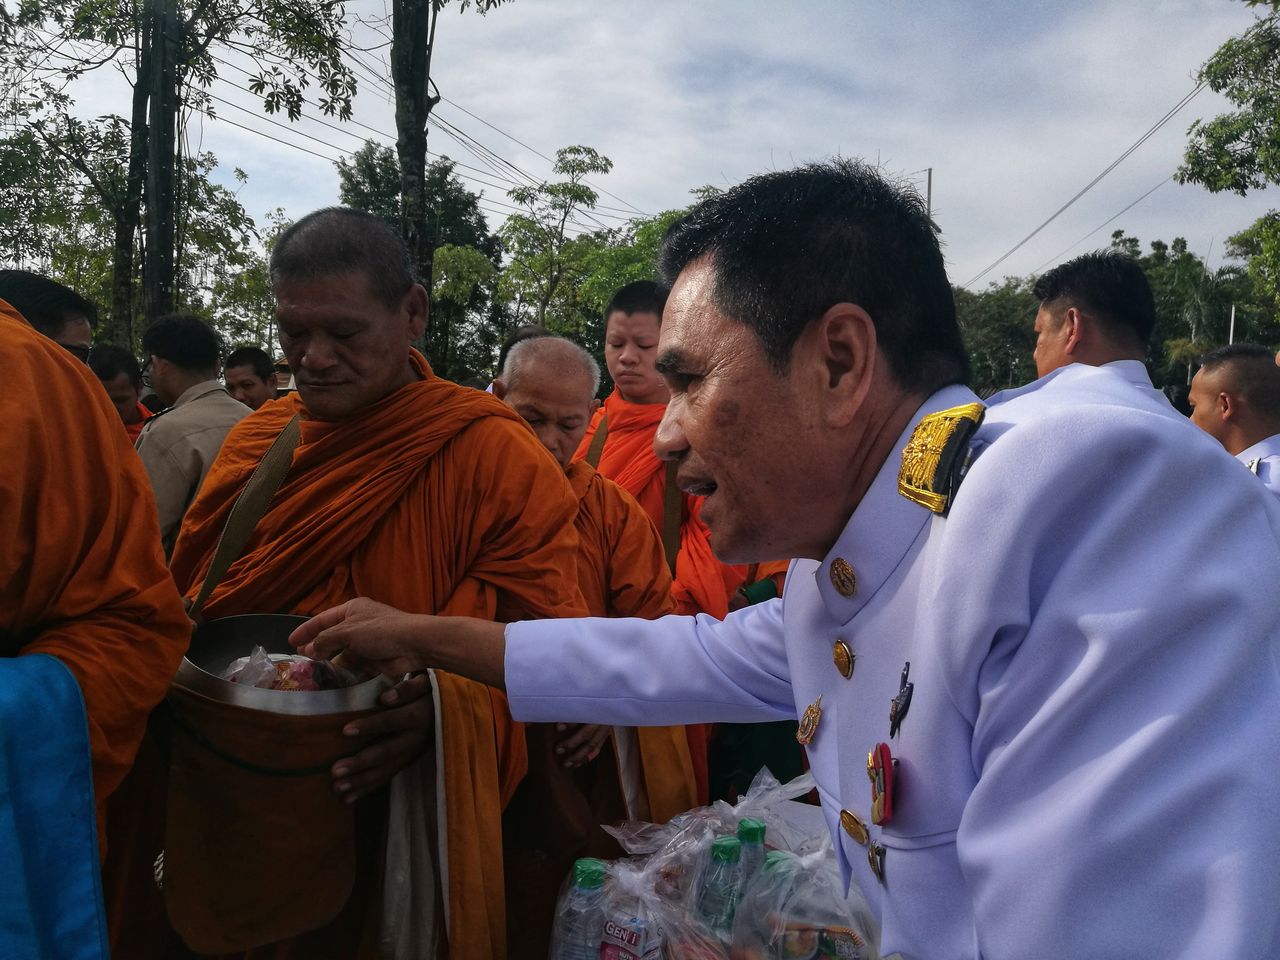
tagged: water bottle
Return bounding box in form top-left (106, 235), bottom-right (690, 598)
top-left (549, 857), bottom-right (607, 960)
top-left (737, 817), bottom-right (767, 883)
top-left (696, 835), bottom-right (743, 937)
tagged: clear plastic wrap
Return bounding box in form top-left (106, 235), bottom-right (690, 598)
top-left (220, 645), bottom-right (365, 691)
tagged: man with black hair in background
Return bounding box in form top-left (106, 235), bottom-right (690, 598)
top-left (1189, 342), bottom-right (1280, 497)
top-left (223, 345), bottom-right (278, 410)
top-left (89, 345), bottom-right (153, 442)
top-left (1026, 250), bottom-right (1167, 403)
top-left (0, 269), bottom-right (97, 362)
top-left (135, 313), bottom-right (248, 554)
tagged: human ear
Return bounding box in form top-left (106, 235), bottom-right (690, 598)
top-left (814, 303), bottom-right (876, 427)
top-left (404, 284), bottom-right (429, 341)
top-left (491, 379), bottom-right (508, 401)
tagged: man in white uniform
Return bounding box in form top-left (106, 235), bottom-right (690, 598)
top-left (1019, 249), bottom-right (1169, 404)
top-left (292, 161), bottom-right (1280, 960)
top-left (1189, 342), bottom-right (1280, 497)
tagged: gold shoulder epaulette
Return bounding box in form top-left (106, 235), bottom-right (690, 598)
top-left (897, 402), bottom-right (985, 514)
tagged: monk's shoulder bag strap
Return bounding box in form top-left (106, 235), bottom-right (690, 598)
top-left (584, 413), bottom-right (609, 468)
top-left (585, 413), bottom-right (680, 576)
top-left (188, 414), bottom-right (302, 620)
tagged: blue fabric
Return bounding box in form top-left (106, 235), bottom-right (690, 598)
top-left (0, 653), bottom-right (108, 960)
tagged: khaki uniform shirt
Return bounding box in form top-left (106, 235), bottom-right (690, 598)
top-left (135, 380), bottom-right (248, 555)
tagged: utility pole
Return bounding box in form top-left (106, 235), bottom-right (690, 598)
top-left (926, 167), bottom-right (932, 219)
top-left (144, 0), bottom-right (178, 320)
top-left (1228, 303), bottom-right (1237, 344)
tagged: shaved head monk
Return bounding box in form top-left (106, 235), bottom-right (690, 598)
top-left (113, 207), bottom-right (588, 960)
top-left (0, 300), bottom-right (189, 948)
top-left (493, 335), bottom-right (698, 957)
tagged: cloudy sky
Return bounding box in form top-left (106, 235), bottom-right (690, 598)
top-left (156, 0), bottom-right (1274, 289)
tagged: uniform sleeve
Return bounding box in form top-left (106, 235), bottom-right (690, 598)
top-left (0, 332), bottom-right (190, 835)
top-left (505, 598), bottom-right (795, 726)
top-left (938, 406), bottom-right (1280, 958)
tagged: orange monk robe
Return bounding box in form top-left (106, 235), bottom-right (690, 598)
top-left (165, 352), bottom-right (588, 960)
top-left (575, 389), bottom-right (749, 620)
top-left (0, 302), bottom-right (190, 848)
top-left (124, 401), bottom-right (153, 443)
top-left (565, 459), bottom-right (698, 821)
top-left (505, 460), bottom-right (698, 958)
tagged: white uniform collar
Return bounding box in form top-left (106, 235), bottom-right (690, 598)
top-left (1237, 432), bottom-right (1280, 466)
top-left (814, 383), bottom-right (982, 623)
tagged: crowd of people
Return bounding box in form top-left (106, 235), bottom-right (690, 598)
top-left (2, 158), bottom-right (1280, 960)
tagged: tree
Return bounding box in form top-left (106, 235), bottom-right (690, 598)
top-left (336, 141), bottom-right (502, 374)
top-left (499, 145), bottom-right (613, 333)
top-left (953, 278), bottom-right (1038, 396)
top-left (1177, 9), bottom-right (1280, 195)
top-left (3, 0), bottom-right (357, 341)
top-left (386, 0), bottom-right (508, 342)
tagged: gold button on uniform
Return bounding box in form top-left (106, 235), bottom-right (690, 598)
top-left (830, 558), bottom-right (857, 597)
top-left (840, 809), bottom-right (869, 845)
top-left (833, 639), bottom-right (855, 678)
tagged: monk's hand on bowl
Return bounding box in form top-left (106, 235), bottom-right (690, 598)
top-left (290, 597), bottom-right (427, 678)
top-left (555, 723), bottom-right (612, 768)
top-left (331, 674), bottom-right (434, 803)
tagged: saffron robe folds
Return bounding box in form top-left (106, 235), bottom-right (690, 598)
top-left (0, 303), bottom-right (189, 846)
top-left (166, 354), bottom-right (587, 960)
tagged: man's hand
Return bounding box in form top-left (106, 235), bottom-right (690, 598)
top-left (290, 597), bottom-right (431, 678)
top-left (332, 673), bottom-right (434, 803)
top-left (289, 598), bottom-right (510, 690)
top-left (555, 723), bottom-right (612, 768)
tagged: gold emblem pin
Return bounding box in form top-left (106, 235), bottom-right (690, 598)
top-left (829, 558), bottom-right (857, 597)
top-left (795, 694), bottom-right (823, 745)
top-left (833, 639), bottom-right (855, 678)
top-left (867, 843), bottom-right (887, 883)
top-left (840, 809), bottom-right (869, 845)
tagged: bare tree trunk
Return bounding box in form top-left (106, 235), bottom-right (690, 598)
top-left (391, 0), bottom-right (440, 366)
top-left (111, 29), bottom-right (152, 348)
top-left (143, 0), bottom-right (177, 319)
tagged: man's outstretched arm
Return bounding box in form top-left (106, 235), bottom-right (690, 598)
top-left (292, 596), bottom-right (796, 727)
top-left (291, 598), bottom-right (509, 690)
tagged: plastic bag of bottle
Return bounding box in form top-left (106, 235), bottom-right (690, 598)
top-left (596, 859), bottom-right (666, 960)
top-left (728, 844), bottom-right (879, 960)
top-left (548, 857), bottom-right (609, 960)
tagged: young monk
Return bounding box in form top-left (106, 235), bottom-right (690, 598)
top-left (493, 335), bottom-right (698, 957)
top-left (576, 281), bottom-right (793, 801)
top-left (108, 208), bottom-right (588, 960)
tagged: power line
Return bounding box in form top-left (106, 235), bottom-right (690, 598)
top-left (963, 82), bottom-right (1206, 288)
top-left (1031, 176), bottom-right (1171, 275)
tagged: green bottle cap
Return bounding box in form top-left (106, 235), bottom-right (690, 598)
top-left (572, 857), bottom-right (607, 889)
top-left (737, 817), bottom-right (767, 844)
top-left (710, 836), bottom-right (742, 863)
top-left (763, 850), bottom-right (796, 872)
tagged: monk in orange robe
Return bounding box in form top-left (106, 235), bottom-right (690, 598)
top-left (576, 281), bottom-right (777, 801)
top-left (110, 210), bottom-right (587, 960)
top-left (0, 299), bottom-right (189, 845)
top-left (494, 335), bottom-right (699, 958)
top-left (88, 344), bottom-right (153, 442)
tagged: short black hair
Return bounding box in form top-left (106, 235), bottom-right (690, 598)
top-left (270, 207), bottom-right (414, 308)
top-left (497, 324), bottom-right (551, 377)
top-left (657, 159), bottom-right (968, 392)
top-left (605, 280), bottom-right (668, 323)
top-left (1198, 343), bottom-right (1280, 417)
top-left (142, 313), bottom-right (222, 373)
top-left (224, 345), bottom-right (275, 382)
top-left (88, 345), bottom-right (143, 388)
top-left (1033, 250), bottom-right (1155, 348)
top-left (0, 269), bottom-right (98, 338)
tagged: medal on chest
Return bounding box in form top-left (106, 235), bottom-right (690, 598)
top-left (796, 694), bottom-right (823, 745)
top-left (868, 741), bottom-right (896, 825)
